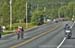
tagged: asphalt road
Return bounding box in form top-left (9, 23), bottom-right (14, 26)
top-left (16, 21), bottom-right (73, 48)
top-left (60, 23), bottom-right (75, 48)
top-left (0, 21), bottom-right (73, 48)
top-left (0, 21), bottom-right (59, 48)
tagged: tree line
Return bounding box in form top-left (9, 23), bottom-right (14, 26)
top-left (0, 0), bottom-right (75, 26)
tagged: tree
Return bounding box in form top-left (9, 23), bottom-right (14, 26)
top-left (31, 9), bottom-right (44, 25)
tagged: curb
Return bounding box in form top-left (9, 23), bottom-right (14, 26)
top-left (2, 26), bottom-right (39, 38)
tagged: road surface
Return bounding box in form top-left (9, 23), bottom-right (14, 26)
top-left (60, 22), bottom-right (75, 48)
top-left (0, 21), bottom-right (74, 48)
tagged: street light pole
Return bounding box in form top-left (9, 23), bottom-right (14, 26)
top-left (10, 0), bottom-right (12, 30)
top-left (26, 2), bottom-right (28, 28)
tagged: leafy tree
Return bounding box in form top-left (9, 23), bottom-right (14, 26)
top-left (1, 0), bottom-right (75, 26)
top-left (31, 9), bottom-right (44, 25)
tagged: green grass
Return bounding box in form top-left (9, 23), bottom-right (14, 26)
top-left (6, 23), bottom-right (37, 30)
top-left (2, 32), bottom-right (13, 35)
top-left (2, 23), bottom-right (37, 35)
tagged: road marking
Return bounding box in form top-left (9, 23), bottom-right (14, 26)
top-left (10, 25), bottom-right (60, 48)
top-left (57, 21), bottom-right (75, 48)
top-left (70, 21), bottom-right (75, 29)
top-left (57, 37), bottom-right (66, 48)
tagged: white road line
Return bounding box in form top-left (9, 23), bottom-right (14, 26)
top-left (70, 21), bottom-right (75, 29)
top-left (57, 37), bottom-right (66, 48)
top-left (57, 21), bottom-right (75, 48)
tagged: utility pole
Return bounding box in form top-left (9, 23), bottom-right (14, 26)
top-left (43, 7), bottom-right (46, 23)
top-left (26, 2), bottom-right (28, 28)
top-left (10, 0), bottom-right (12, 30)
